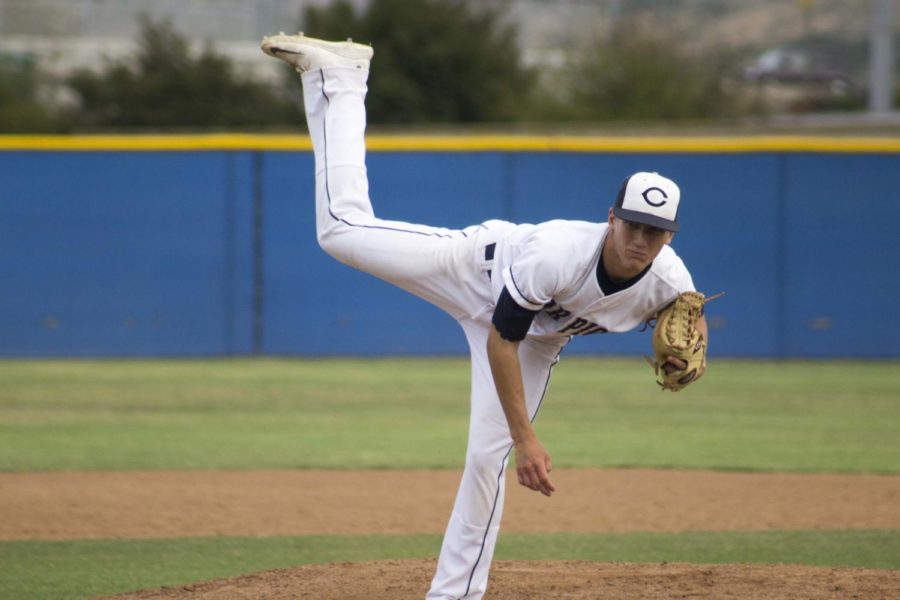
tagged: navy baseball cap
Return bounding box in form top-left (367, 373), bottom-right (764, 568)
top-left (613, 172), bottom-right (681, 232)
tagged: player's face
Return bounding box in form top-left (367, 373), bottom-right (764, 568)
top-left (604, 209), bottom-right (674, 279)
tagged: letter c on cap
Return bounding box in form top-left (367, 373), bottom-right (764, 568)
top-left (642, 187), bottom-right (668, 207)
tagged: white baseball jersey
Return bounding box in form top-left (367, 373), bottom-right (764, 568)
top-left (491, 219), bottom-right (695, 338)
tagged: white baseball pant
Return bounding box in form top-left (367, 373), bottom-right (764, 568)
top-left (301, 65), bottom-right (566, 600)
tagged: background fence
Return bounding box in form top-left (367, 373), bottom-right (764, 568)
top-left (2, 136), bottom-right (898, 358)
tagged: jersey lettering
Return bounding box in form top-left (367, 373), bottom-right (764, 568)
top-left (558, 318), bottom-right (607, 335)
top-left (576, 324), bottom-right (608, 335)
top-left (543, 300), bottom-right (572, 321)
top-left (558, 318), bottom-right (587, 333)
top-left (545, 306), bottom-right (572, 320)
top-left (546, 303), bottom-right (608, 335)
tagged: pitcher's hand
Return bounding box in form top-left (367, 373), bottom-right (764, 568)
top-left (514, 435), bottom-right (556, 497)
top-left (665, 355), bottom-right (706, 380)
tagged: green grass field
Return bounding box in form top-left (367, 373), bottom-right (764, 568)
top-left (3, 531), bottom-right (899, 600)
top-left (1, 358), bottom-right (898, 599)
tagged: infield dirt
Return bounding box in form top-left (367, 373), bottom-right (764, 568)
top-left (3, 468), bottom-right (899, 598)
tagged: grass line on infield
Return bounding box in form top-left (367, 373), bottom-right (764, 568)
top-left (1, 358), bottom-right (898, 473)
top-left (1, 530), bottom-right (898, 600)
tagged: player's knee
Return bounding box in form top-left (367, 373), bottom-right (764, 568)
top-left (316, 229), bottom-right (349, 261)
top-left (465, 448), bottom-right (504, 477)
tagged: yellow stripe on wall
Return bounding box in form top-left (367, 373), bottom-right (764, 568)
top-left (0, 134), bottom-right (311, 152)
top-left (1, 134), bottom-right (899, 153)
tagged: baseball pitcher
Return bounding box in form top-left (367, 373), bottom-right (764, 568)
top-left (261, 34), bottom-right (711, 600)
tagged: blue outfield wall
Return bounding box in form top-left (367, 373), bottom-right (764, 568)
top-left (1, 139), bottom-right (898, 358)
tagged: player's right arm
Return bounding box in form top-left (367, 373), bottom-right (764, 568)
top-left (487, 288), bottom-right (556, 497)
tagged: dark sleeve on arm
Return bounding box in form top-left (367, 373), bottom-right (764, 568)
top-left (492, 286), bottom-right (540, 342)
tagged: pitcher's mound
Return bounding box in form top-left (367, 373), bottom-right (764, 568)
top-left (103, 559), bottom-right (898, 599)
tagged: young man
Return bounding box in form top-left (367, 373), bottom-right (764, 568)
top-left (261, 34), bottom-right (708, 600)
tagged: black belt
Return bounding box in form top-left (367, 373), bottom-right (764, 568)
top-left (485, 243), bottom-right (496, 279)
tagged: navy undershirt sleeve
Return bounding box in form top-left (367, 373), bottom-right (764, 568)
top-left (491, 286), bottom-right (540, 342)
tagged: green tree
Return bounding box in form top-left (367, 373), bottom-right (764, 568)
top-left (0, 56), bottom-right (60, 132)
top-left (66, 16), bottom-right (301, 129)
top-left (301, 0), bottom-right (534, 123)
top-left (566, 23), bottom-right (740, 122)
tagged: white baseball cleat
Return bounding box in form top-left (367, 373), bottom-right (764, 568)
top-left (260, 32), bottom-right (373, 73)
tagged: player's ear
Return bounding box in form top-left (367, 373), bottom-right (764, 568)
top-left (665, 231), bottom-right (675, 244)
top-left (607, 208), bottom-right (615, 226)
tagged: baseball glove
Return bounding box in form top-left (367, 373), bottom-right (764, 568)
top-left (646, 291), bottom-right (722, 392)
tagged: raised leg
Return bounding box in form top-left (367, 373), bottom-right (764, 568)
top-left (263, 34), bottom-right (486, 318)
